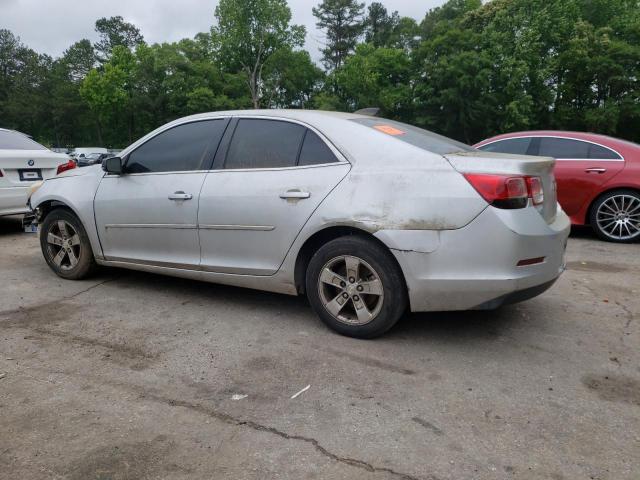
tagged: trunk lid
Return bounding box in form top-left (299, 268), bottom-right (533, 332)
top-left (0, 150), bottom-right (69, 187)
top-left (445, 151), bottom-right (558, 223)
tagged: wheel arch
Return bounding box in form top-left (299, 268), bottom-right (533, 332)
top-left (35, 199), bottom-right (80, 222)
top-left (585, 186), bottom-right (640, 225)
top-left (293, 225), bottom-right (407, 295)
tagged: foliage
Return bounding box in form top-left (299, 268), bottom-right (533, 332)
top-left (94, 16), bottom-right (144, 62)
top-left (2, 0), bottom-right (640, 148)
top-left (212, 0), bottom-right (306, 107)
top-left (313, 0), bottom-right (365, 70)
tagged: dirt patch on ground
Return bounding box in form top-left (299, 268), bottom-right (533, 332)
top-left (63, 435), bottom-right (188, 480)
top-left (566, 261), bottom-right (627, 273)
top-left (582, 373), bottom-right (640, 406)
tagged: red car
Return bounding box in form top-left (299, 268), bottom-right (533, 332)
top-left (475, 131), bottom-right (640, 243)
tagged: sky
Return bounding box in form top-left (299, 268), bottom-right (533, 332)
top-left (0, 0), bottom-right (445, 61)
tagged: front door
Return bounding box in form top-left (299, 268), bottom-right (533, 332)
top-left (198, 118), bottom-right (350, 275)
top-left (94, 119), bottom-right (229, 268)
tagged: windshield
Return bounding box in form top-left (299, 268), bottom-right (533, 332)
top-left (0, 130), bottom-right (47, 150)
top-left (350, 118), bottom-right (475, 155)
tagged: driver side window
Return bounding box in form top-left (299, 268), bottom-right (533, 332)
top-left (126, 119), bottom-right (227, 173)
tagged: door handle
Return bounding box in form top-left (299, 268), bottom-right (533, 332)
top-left (280, 190), bottom-right (311, 200)
top-left (585, 168), bottom-right (607, 174)
top-left (168, 191), bottom-right (193, 201)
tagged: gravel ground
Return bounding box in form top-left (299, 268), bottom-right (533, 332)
top-left (0, 215), bottom-right (638, 480)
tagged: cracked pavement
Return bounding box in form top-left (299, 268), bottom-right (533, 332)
top-left (0, 215), bottom-right (639, 479)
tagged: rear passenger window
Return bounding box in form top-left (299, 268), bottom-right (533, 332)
top-left (298, 130), bottom-right (339, 166)
top-left (588, 144), bottom-right (621, 160)
top-left (479, 138), bottom-right (532, 155)
top-left (225, 119), bottom-right (306, 169)
top-left (539, 138), bottom-right (590, 159)
top-left (126, 120), bottom-right (227, 173)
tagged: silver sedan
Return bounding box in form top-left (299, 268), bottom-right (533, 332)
top-left (29, 110), bottom-right (570, 338)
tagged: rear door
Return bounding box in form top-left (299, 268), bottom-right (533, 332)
top-left (198, 117), bottom-right (350, 275)
top-left (535, 137), bottom-right (625, 218)
top-left (94, 119), bottom-right (229, 268)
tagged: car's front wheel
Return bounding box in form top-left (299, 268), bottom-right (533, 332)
top-left (40, 208), bottom-right (97, 279)
top-left (306, 236), bottom-right (408, 338)
top-left (590, 190), bottom-right (640, 243)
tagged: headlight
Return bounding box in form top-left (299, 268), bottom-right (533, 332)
top-left (28, 180), bottom-right (44, 199)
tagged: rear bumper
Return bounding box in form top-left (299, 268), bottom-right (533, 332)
top-left (383, 205), bottom-right (570, 312)
top-left (0, 186), bottom-right (30, 216)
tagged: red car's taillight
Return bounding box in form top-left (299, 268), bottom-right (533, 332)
top-left (56, 160), bottom-right (77, 175)
top-left (464, 174), bottom-right (544, 209)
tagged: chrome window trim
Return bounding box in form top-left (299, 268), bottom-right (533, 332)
top-left (103, 161), bottom-right (349, 177)
top-left (479, 135), bottom-right (625, 162)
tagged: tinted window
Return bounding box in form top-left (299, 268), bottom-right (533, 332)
top-left (351, 118), bottom-right (474, 155)
top-left (589, 143), bottom-right (621, 160)
top-left (479, 138), bottom-right (532, 155)
top-left (539, 137), bottom-right (590, 159)
top-left (225, 119), bottom-right (306, 169)
top-left (298, 130), bottom-right (339, 166)
top-left (0, 130), bottom-right (46, 150)
top-left (126, 120), bottom-right (227, 173)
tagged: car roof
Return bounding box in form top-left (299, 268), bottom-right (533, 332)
top-left (177, 109), bottom-right (368, 125)
top-left (476, 130), bottom-right (640, 151)
top-left (120, 109), bottom-right (451, 165)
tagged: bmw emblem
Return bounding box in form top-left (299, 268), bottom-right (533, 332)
top-left (27, 159), bottom-right (35, 166)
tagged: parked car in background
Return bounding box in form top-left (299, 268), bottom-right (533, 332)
top-left (72, 147), bottom-right (108, 162)
top-left (475, 131), bottom-right (640, 243)
top-left (78, 152), bottom-right (111, 167)
top-left (29, 110), bottom-right (569, 338)
top-left (0, 128), bottom-right (75, 217)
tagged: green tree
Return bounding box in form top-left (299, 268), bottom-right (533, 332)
top-left (335, 43), bottom-right (413, 119)
top-left (364, 2), bottom-right (399, 47)
top-left (80, 46), bottom-right (135, 144)
top-left (94, 16), bottom-right (144, 62)
top-left (211, 0), bottom-right (305, 108)
top-left (313, 0), bottom-right (365, 70)
top-left (262, 49), bottom-right (324, 108)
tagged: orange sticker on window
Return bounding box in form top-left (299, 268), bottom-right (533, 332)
top-left (373, 125), bottom-right (406, 136)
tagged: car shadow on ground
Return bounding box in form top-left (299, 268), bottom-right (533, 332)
top-left (111, 267), bottom-right (524, 345)
top-left (0, 215), bottom-right (24, 236)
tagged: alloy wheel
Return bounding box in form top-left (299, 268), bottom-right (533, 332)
top-left (595, 194), bottom-right (640, 241)
top-left (317, 255), bottom-right (384, 326)
top-left (45, 220), bottom-right (82, 271)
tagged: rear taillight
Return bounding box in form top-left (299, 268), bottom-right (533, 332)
top-left (526, 176), bottom-right (544, 205)
top-left (56, 160), bottom-right (77, 175)
top-left (464, 174), bottom-right (544, 210)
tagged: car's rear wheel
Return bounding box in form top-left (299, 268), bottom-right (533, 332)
top-left (306, 236), bottom-right (407, 338)
top-left (40, 208), bottom-right (97, 279)
top-left (590, 190), bottom-right (640, 243)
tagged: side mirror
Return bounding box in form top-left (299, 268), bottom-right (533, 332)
top-left (103, 156), bottom-right (123, 175)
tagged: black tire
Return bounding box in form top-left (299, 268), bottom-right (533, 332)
top-left (305, 235), bottom-right (408, 339)
top-left (40, 208), bottom-right (97, 279)
top-left (589, 189), bottom-right (640, 243)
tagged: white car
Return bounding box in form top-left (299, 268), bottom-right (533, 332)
top-left (0, 128), bottom-right (75, 217)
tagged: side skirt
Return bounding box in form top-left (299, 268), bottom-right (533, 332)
top-left (95, 258), bottom-right (299, 296)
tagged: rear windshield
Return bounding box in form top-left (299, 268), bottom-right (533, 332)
top-left (351, 118), bottom-right (474, 155)
top-left (0, 130), bottom-right (46, 150)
